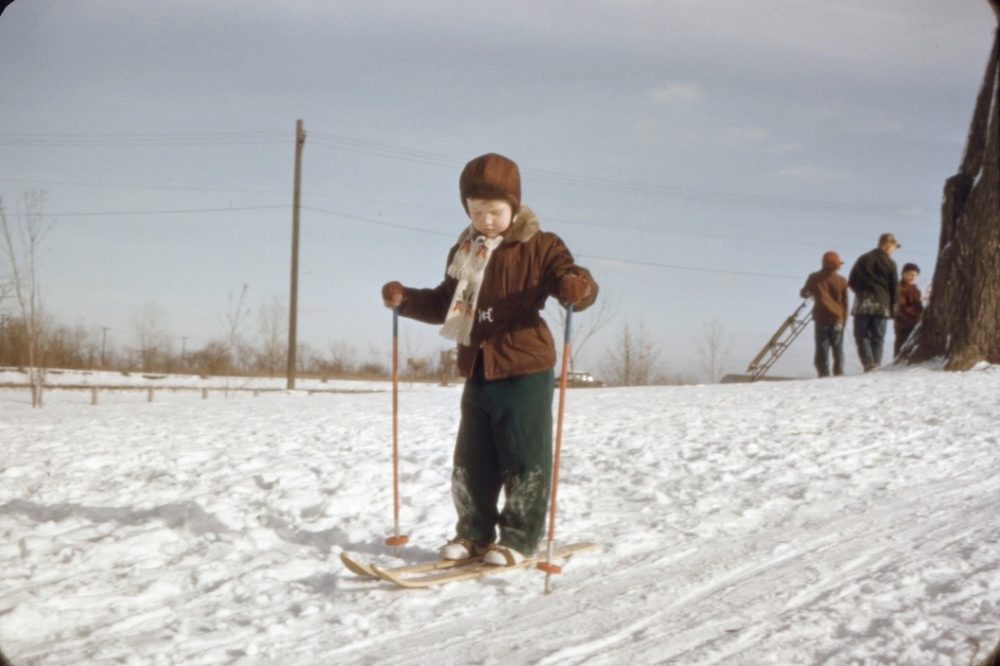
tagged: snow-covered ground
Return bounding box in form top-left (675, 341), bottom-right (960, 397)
top-left (1, 365), bottom-right (998, 665)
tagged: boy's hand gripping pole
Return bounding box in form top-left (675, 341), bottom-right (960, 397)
top-left (385, 308), bottom-right (409, 553)
top-left (538, 304), bottom-right (573, 593)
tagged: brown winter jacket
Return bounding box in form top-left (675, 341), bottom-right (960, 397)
top-left (800, 269), bottom-right (849, 327)
top-left (895, 282), bottom-right (923, 330)
top-left (398, 207), bottom-right (598, 380)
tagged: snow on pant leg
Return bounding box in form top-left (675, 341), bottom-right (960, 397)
top-left (452, 374), bottom-right (503, 547)
top-left (488, 369), bottom-right (554, 555)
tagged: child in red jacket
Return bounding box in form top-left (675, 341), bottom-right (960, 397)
top-left (894, 262), bottom-right (923, 357)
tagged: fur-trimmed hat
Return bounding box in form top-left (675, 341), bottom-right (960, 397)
top-left (459, 153), bottom-right (521, 215)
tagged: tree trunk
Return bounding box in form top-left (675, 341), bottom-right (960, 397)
top-left (902, 14), bottom-right (1000, 369)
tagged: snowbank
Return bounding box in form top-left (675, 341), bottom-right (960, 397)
top-left (1, 365), bottom-right (998, 664)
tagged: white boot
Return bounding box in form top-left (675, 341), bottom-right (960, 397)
top-left (482, 544), bottom-right (526, 566)
top-left (440, 538), bottom-right (482, 561)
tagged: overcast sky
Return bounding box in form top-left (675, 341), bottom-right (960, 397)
top-left (0, 1), bottom-right (995, 379)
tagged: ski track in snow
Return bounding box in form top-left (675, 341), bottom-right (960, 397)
top-left (0, 366), bottom-right (998, 665)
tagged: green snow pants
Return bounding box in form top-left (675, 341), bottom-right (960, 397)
top-left (452, 362), bottom-right (554, 555)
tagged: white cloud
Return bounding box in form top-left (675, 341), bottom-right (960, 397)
top-left (648, 82), bottom-right (702, 106)
top-left (767, 143), bottom-right (805, 155)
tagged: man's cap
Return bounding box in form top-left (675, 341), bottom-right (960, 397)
top-left (878, 232), bottom-right (900, 248)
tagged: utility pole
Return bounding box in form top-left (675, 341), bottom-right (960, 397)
top-left (180, 336), bottom-right (188, 368)
top-left (286, 119), bottom-right (305, 389)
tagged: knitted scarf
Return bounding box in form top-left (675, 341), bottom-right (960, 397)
top-left (440, 230), bottom-right (503, 346)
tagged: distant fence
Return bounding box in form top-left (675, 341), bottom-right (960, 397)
top-left (0, 376), bottom-right (384, 405)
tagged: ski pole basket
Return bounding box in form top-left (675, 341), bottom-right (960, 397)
top-left (746, 301), bottom-right (812, 381)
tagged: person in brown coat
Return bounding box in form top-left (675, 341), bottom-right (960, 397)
top-left (894, 262), bottom-right (923, 357)
top-left (382, 153), bottom-right (598, 566)
top-left (800, 251), bottom-right (849, 377)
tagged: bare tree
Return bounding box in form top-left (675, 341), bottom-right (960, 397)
top-left (256, 294), bottom-right (286, 377)
top-left (550, 295), bottom-right (617, 373)
top-left (213, 284), bottom-right (253, 395)
top-left (46, 321), bottom-right (100, 369)
top-left (439, 347), bottom-right (458, 385)
top-left (598, 321), bottom-right (664, 386)
top-left (0, 191), bottom-right (51, 407)
top-left (0, 262), bottom-right (11, 306)
top-left (133, 301), bottom-right (172, 372)
top-left (699, 319), bottom-right (732, 383)
top-left (328, 339), bottom-right (357, 376)
top-left (903, 3), bottom-right (1000, 369)
top-left (359, 340), bottom-right (388, 377)
top-left (222, 284), bottom-right (252, 369)
top-left (190, 340), bottom-right (230, 376)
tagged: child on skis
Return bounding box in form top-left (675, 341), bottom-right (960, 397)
top-left (381, 152), bottom-right (598, 566)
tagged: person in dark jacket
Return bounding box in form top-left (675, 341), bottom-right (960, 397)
top-left (848, 233), bottom-right (900, 371)
top-left (381, 153), bottom-right (598, 567)
top-left (894, 262), bottom-right (924, 357)
top-left (800, 251), bottom-right (849, 377)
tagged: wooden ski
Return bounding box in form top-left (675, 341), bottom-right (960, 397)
top-left (370, 542), bottom-right (596, 589)
top-left (339, 551), bottom-right (478, 580)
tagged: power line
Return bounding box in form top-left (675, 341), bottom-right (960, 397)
top-left (0, 172), bottom-right (933, 250)
top-left (0, 131), bottom-right (288, 147)
top-left (309, 132), bottom-right (458, 169)
top-left (577, 253), bottom-right (802, 280)
top-left (17, 205), bottom-right (288, 217)
top-left (6, 128), bottom-right (928, 216)
top-left (302, 205), bottom-right (807, 279)
top-left (301, 205), bottom-right (455, 238)
top-left (10, 197), bottom-right (931, 270)
top-left (3, 128), bottom-right (937, 272)
top-left (308, 130), bottom-right (924, 217)
top-left (0, 175), bottom-right (292, 197)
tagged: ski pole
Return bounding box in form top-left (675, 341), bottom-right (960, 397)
top-left (538, 304), bottom-right (573, 594)
top-left (385, 307), bottom-right (408, 554)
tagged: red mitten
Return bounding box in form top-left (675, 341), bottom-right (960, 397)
top-left (558, 274), bottom-right (591, 305)
top-left (382, 281), bottom-right (406, 307)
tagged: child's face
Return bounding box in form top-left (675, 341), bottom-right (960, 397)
top-left (467, 198), bottom-right (513, 238)
top-left (902, 270), bottom-right (918, 285)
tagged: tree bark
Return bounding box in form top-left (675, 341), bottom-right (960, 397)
top-left (902, 14), bottom-right (1000, 369)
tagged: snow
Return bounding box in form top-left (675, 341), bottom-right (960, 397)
top-left (1, 365), bottom-right (999, 665)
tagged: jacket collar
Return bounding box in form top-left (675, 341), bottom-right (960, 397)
top-left (457, 205), bottom-right (540, 245)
